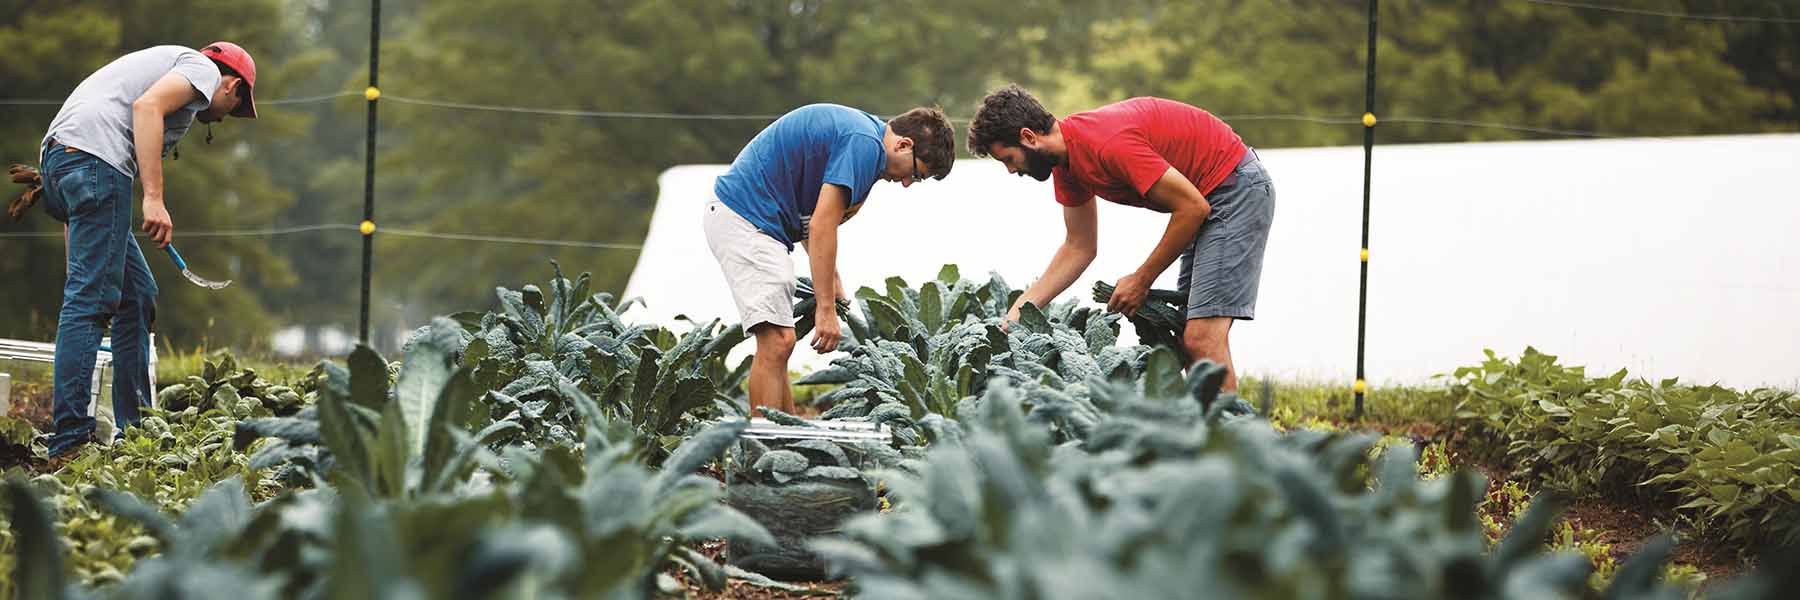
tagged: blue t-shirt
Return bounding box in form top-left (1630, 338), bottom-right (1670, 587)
top-left (714, 104), bottom-right (887, 251)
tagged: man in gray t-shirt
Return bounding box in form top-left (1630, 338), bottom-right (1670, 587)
top-left (36, 42), bottom-right (260, 469)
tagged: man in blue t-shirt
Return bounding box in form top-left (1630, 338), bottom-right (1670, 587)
top-left (705, 104), bottom-right (955, 416)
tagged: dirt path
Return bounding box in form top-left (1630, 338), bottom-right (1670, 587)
top-left (1561, 498), bottom-right (1745, 582)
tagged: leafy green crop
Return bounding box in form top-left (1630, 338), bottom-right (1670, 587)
top-left (813, 359), bottom-right (1793, 600)
top-left (0, 417), bottom-right (41, 467)
top-left (7, 265), bottom-right (1795, 599)
top-left (459, 262), bottom-right (751, 461)
top-left (795, 266), bottom-right (1161, 445)
top-left (235, 318), bottom-right (519, 499)
top-left (6, 350), bottom-right (770, 599)
top-left (155, 352), bottom-right (308, 417)
top-left (1449, 348), bottom-right (1800, 551)
top-left (0, 402), bottom-right (269, 595)
top-left (1092, 280), bottom-right (1190, 363)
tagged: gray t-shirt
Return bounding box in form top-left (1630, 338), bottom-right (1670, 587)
top-left (41, 45), bottom-right (222, 180)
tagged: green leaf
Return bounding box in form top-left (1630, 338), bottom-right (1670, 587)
top-left (348, 344), bottom-right (388, 409)
top-left (985, 271), bottom-right (1013, 317)
top-left (176, 477), bottom-right (253, 558)
top-left (423, 367), bottom-right (479, 489)
top-left (658, 420), bottom-right (746, 491)
top-left (919, 281), bottom-right (945, 333)
top-left (88, 487), bottom-right (180, 549)
top-left (1494, 493), bottom-right (1568, 574)
top-left (397, 318), bottom-right (463, 457)
top-left (376, 399), bottom-right (412, 497)
top-left (753, 450), bottom-right (811, 475)
top-left (936, 264), bottom-right (960, 285)
top-left (865, 296), bottom-right (910, 339)
top-left (1187, 361), bottom-right (1228, 411)
top-left (629, 345), bottom-right (664, 421)
top-left (1016, 302), bottom-right (1052, 334)
top-left (1446, 471), bottom-right (1482, 533)
top-left (885, 276), bottom-right (912, 305)
top-left (448, 310), bottom-right (485, 334)
top-left (1604, 535), bottom-right (1673, 600)
top-left (788, 439), bottom-right (852, 467)
top-left (319, 364), bottom-right (374, 486)
top-left (1706, 428), bottom-right (1732, 447)
top-left (679, 507), bottom-right (776, 551)
top-left (1275, 467), bottom-right (1345, 554)
top-left (4, 479), bottom-right (65, 599)
top-left (1142, 348), bottom-right (1185, 400)
top-left (759, 407), bottom-right (813, 427)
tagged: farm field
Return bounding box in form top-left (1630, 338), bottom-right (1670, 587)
top-left (0, 264), bottom-right (1793, 599)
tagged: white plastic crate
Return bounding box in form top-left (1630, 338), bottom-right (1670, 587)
top-left (0, 336), bottom-right (158, 443)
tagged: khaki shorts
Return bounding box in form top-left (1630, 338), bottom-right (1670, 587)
top-left (703, 199), bottom-right (797, 329)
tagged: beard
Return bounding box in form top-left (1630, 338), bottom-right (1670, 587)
top-left (1022, 146), bottom-right (1057, 181)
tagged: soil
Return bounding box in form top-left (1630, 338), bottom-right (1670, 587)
top-left (1465, 461), bottom-right (1746, 588)
top-left (9, 382), bottom-right (56, 432)
top-left (1562, 498), bottom-right (1746, 583)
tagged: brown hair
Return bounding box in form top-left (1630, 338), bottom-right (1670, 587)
top-left (889, 106), bottom-right (956, 180)
top-left (968, 84), bottom-right (1055, 157)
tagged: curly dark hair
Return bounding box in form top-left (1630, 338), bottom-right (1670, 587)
top-left (889, 106), bottom-right (956, 180)
top-left (968, 84), bottom-right (1056, 157)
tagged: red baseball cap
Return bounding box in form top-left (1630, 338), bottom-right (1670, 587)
top-left (199, 41), bottom-right (257, 118)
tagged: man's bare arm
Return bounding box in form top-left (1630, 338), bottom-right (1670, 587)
top-left (131, 71), bottom-right (203, 246)
top-left (1008, 200), bottom-right (1099, 320)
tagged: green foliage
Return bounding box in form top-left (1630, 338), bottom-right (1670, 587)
top-left (813, 359), bottom-right (1788, 600)
top-left (801, 267), bottom-right (1166, 441)
top-left (234, 318), bottom-right (515, 499)
top-left (1054, 0), bottom-right (1795, 148)
top-left (731, 436), bottom-right (902, 487)
top-left (154, 352), bottom-right (308, 417)
top-left (1092, 280), bottom-right (1189, 363)
top-left (1255, 376), bottom-right (1459, 427)
top-left (1449, 348), bottom-right (1800, 551)
top-left (460, 263), bottom-right (747, 461)
top-left (0, 400), bottom-right (271, 595)
top-left (6, 359), bottom-right (770, 598)
top-left (0, 417), bottom-right (43, 466)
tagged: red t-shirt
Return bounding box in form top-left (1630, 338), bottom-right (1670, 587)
top-left (1053, 97), bottom-right (1247, 212)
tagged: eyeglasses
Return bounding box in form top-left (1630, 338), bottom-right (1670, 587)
top-left (911, 151), bottom-right (928, 183)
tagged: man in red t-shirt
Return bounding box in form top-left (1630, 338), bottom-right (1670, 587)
top-left (968, 84), bottom-right (1276, 391)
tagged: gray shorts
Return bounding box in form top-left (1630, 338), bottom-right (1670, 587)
top-left (1178, 149), bottom-right (1276, 320)
top-left (703, 199), bottom-right (797, 330)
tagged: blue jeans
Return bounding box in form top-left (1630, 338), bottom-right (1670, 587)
top-left (39, 141), bottom-right (157, 457)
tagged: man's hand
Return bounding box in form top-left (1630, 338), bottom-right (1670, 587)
top-left (811, 308), bottom-right (842, 353)
top-left (1108, 271), bottom-right (1151, 316)
top-left (142, 199), bottom-right (173, 247)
